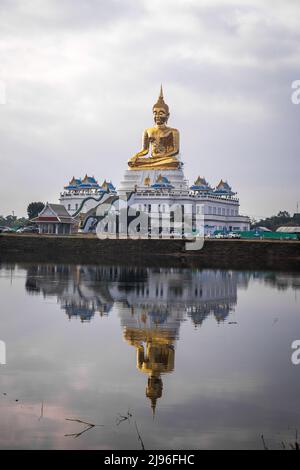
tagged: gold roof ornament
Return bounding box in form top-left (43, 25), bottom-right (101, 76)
top-left (194, 176), bottom-right (207, 186)
top-left (217, 179), bottom-right (231, 189)
top-left (144, 176), bottom-right (151, 186)
top-left (101, 179), bottom-right (108, 190)
top-left (152, 85), bottom-right (169, 113)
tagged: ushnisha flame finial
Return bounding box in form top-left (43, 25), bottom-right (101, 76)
top-left (152, 84), bottom-right (169, 113)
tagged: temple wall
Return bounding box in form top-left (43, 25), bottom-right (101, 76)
top-left (0, 234), bottom-right (299, 271)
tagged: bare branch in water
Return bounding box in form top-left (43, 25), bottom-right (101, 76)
top-left (116, 410), bottom-right (133, 426)
top-left (65, 418), bottom-right (104, 439)
top-left (261, 434), bottom-right (268, 450)
top-left (290, 429), bottom-right (299, 450)
top-left (135, 421), bottom-right (145, 450)
top-left (38, 401), bottom-right (44, 421)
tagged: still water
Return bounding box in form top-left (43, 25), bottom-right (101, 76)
top-left (0, 263), bottom-right (299, 450)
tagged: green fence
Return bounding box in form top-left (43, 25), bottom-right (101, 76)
top-left (214, 230), bottom-right (298, 240)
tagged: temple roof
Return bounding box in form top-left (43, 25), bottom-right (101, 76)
top-left (190, 176), bottom-right (212, 191)
top-left (64, 175), bottom-right (116, 192)
top-left (214, 179), bottom-right (235, 195)
top-left (82, 174), bottom-right (97, 184)
top-left (44, 203), bottom-right (71, 217)
top-left (216, 179), bottom-right (231, 190)
top-left (101, 180), bottom-right (116, 192)
top-left (69, 176), bottom-right (81, 186)
top-left (151, 175), bottom-right (174, 189)
top-left (64, 176), bottom-right (82, 190)
top-left (31, 203), bottom-right (75, 223)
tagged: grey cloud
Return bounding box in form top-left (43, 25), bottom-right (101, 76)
top-left (0, 0), bottom-right (144, 34)
top-left (0, 0), bottom-right (299, 217)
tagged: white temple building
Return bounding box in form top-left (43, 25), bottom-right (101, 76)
top-left (78, 87), bottom-right (250, 235)
top-left (59, 175), bottom-right (116, 216)
top-left (33, 87), bottom-right (250, 236)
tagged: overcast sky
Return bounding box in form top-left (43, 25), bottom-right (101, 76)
top-left (0, 0), bottom-right (299, 219)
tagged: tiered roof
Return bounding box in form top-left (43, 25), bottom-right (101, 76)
top-left (101, 180), bottom-right (116, 192)
top-left (31, 203), bottom-right (75, 224)
top-left (64, 175), bottom-right (116, 192)
top-left (151, 175), bottom-right (174, 190)
top-left (214, 179), bottom-right (235, 196)
top-left (190, 176), bottom-right (212, 192)
top-left (190, 176), bottom-right (236, 196)
top-left (64, 177), bottom-right (82, 190)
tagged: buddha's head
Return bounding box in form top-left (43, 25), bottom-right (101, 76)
top-left (153, 86), bottom-right (169, 125)
top-left (153, 107), bottom-right (169, 125)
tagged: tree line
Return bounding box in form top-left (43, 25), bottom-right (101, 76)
top-left (251, 211), bottom-right (300, 231)
top-left (0, 202), bottom-right (44, 229)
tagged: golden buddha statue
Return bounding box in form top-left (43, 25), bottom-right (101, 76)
top-left (128, 86), bottom-right (180, 170)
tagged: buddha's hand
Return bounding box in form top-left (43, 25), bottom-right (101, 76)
top-left (129, 152), bottom-right (140, 163)
top-left (130, 149), bottom-right (149, 161)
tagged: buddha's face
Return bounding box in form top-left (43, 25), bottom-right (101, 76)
top-left (153, 107), bottom-right (169, 125)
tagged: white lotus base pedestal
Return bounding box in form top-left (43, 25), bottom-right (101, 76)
top-left (118, 166), bottom-right (189, 195)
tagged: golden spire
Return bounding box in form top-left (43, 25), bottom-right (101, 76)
top-left (146, 374), bottom-right (162, 419)
top-left (159, 84), bottom-right (163, 99)
top-left (151, 397), bottom-right (157, 419)
top-left (152, 84), bottom-right (169, 113)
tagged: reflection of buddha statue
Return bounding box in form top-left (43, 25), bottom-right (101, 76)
top-left (128, 86), bottom-right (180, 170)
top-left (124, 327), bottom-right (175, 416)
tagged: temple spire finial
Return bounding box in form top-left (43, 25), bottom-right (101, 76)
top-left (159, 84), bottom-right (164, 100)
top-left (151, 398), bottom-right (157, 420)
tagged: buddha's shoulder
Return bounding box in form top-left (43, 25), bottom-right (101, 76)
top-left (144, 126), bottom-right (179, 135)
top-left (168, 127), bottom-right (179, 133)
top-left (144, 126), bottom-right (156, 133)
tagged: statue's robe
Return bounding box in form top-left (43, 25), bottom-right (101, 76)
top-left (129, 128), bottom-right (180, 170)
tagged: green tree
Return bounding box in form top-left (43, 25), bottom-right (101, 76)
top-left (27, 202), bottom-right (44, 220)
top-left (252, 210), bottom-right (293, 231)
top-left (5, 215), bottom-right (17, 227)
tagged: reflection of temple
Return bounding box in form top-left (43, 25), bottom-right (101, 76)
top-left (262, 273), bottom-right (300, 291)
top-left (115, 269), bottom-right (247, 413)
top-left (124, 327), bottom-right (175, 416)
top-left (22, 264), bottom-right (255, 412)
top-left (25, 264), bottom-right (115, 322)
